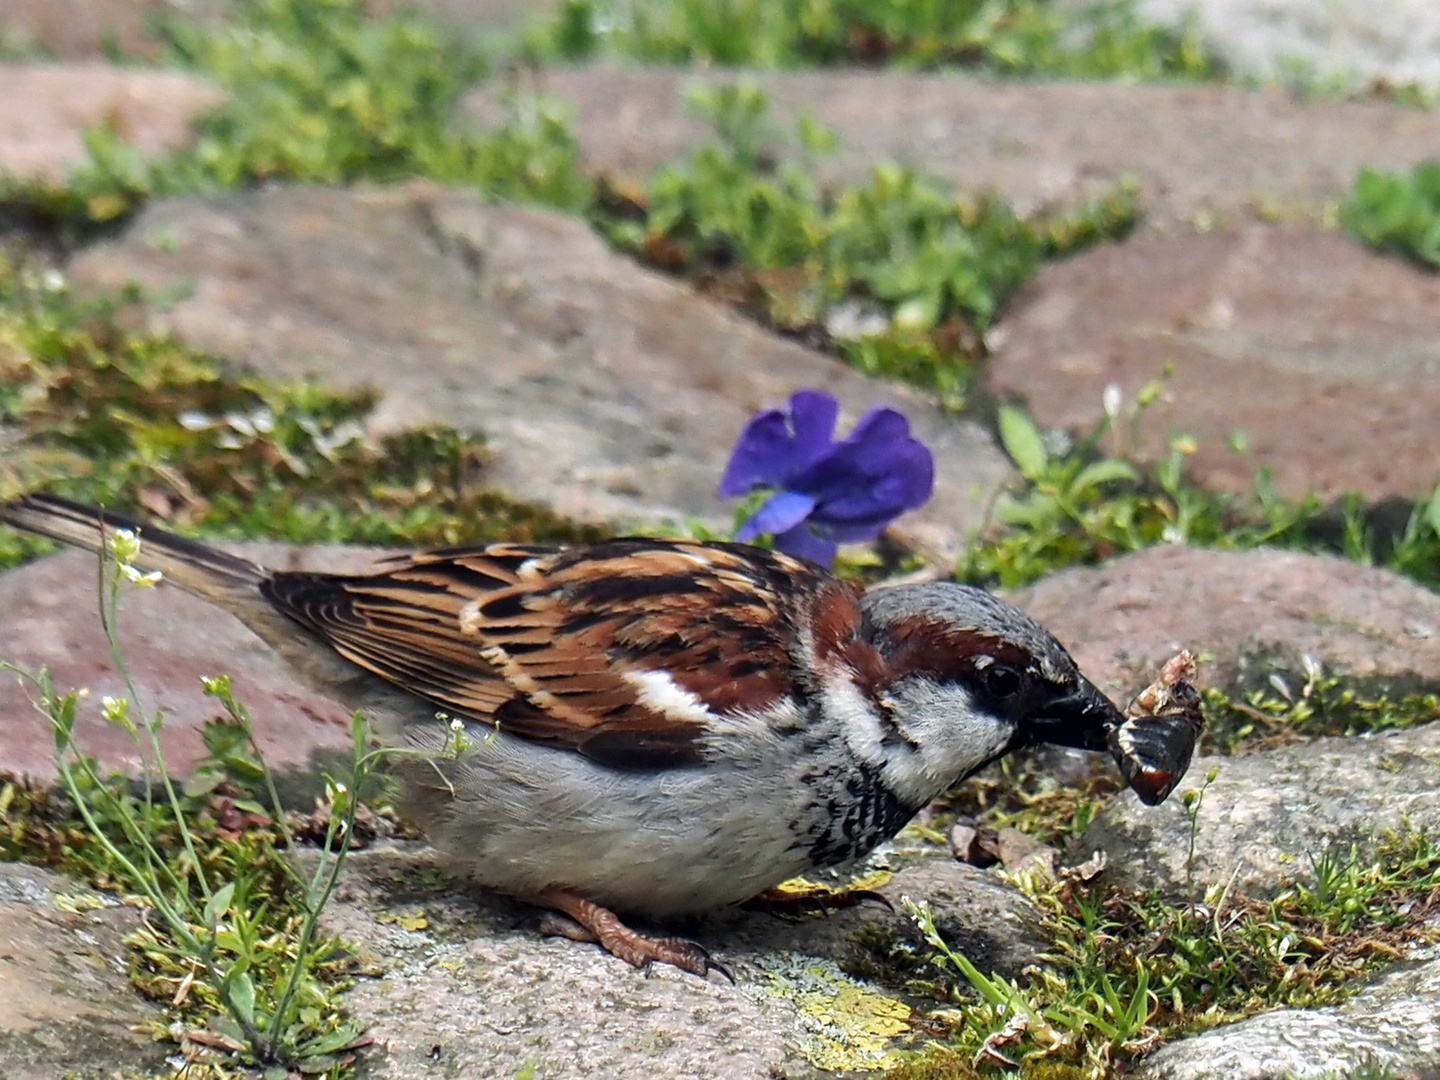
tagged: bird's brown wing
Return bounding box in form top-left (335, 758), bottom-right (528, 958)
top-left (260, 538), bottom-right (844, 767)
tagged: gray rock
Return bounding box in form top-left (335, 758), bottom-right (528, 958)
top-left (986, 223), bottom-right (1440, 502)
top-left (1076, 723), bottom-right (1440, 896)
top-left (322, 842), bottom-right (1043, 1079)
top-left (64, 184), bottom-right (1012, 557)
top-left (0, 545), bottom-right (383, 787)
top-left (0, 862), bottom-right (164, 1080)
top-left (0, 62), bottom-right (223, 183)
top-left (1119, 0), bottom-right (1440, 89)
top-left (466, 64), bottom-right (1440, 227)
top-left (1010, 545), bottom-right (1440, 697)
top-left (1138, 948), bottom-right (1440, 1080)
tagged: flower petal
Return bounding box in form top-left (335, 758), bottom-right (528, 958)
top-left (796, 409), bottom-right (935, 540)
top-left (785, 390), bottom-right (841, 464)
top-left (718, 390), bottom-right (840, 497)
top-left (735, 489), bottom-right (817, 542)
top-left (772, 523), bottom-right (838, 567)
top-left (718, 409), bottom-right (792, 496)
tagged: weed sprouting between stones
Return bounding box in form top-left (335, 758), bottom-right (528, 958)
top-left (1, 0), bottom-right (1138, 403)
top-left (528, 0), bottom-right (1220, 81)
top-left (960, 377), bottom-right (1440, 593)
top-left (592, 81), bottom-right (1138, 402)
top-left (0, 529), bottom-right (483, 1072)
top-left (1341, 159), bottom-right (1440, 270)
top-left (893, 825), bottom-right (1440, 1078)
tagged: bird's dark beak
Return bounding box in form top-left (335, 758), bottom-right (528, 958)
top-left (1023, 676), bottom-right (1124, 753)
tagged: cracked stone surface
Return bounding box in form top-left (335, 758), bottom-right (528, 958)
top-left (0, 862), bottom-right (164, 1080)
top-left (64, 183), bottom-right (1013, 554)
top-left (466, 64), bottom-right (1440, 227)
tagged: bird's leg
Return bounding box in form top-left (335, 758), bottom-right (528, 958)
top-left (537, 886), bottom-right (732, 982)
top-left (536, 910), bottom-right (598, 943)
top-left (743, 883), bottom-right (894, 918)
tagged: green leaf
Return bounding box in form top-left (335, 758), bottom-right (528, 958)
top-left (1070, 459), bottom-right (1139, 495)
top-left (227, 969), bottom-right (256, 1027)
top-left (204, 882), bottom-right (236, 929)
top-left (1425, 483), bottom-right (1440, 537)
top-left (997, 404), bottom-right (1049, 480)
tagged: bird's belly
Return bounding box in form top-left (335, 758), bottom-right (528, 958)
top-left (406, 728), bottom-right (825, 917)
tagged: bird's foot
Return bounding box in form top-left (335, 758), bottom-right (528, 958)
top-left (743, 883), bottom-right (894, 918)
top-left (537, 886), bottom-right (733, 982)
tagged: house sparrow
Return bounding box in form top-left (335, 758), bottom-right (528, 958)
top-left (3, 493), bottom-right (1143, 978)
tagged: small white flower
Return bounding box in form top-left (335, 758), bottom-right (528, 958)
top-left (120, 564), bottom-right (163, 587)
top-left (1102, 383), bottom-right (1123, 420)
top-left (107, 528), bottom-right (141, 564)
top-left (450, 718), bottom-right (464, 733)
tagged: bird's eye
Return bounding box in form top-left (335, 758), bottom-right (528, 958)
top-left (983, 665), bottom-right (1022, 698)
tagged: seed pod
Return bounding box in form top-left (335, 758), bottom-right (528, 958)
top-left (1109, 650), bottom-right (1205, 806)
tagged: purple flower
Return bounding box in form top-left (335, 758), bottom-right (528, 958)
top-left (719, 389), bottom-right (935, 566)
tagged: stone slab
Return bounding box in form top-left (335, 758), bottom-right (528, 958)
top-left (0, 544), bottom-right (382, 786)
top-left (0, 862), bottom-right (164, 1080)
top-left (986, 224), bottom-right (1440, 501)
top-left (1119, 0), bottom-right (1440, 88)
top-left (1140, 947), bottom-right (1440, 1080)
top-left (322, 842), bottom-right (1042, 1080)
top-left (1077, 722), bottom-right (1440, 896)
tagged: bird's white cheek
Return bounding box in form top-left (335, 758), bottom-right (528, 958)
top-left (822, 672), bottom-right (891, 768)
top-left (887, 683), bottom-right (1016, 804)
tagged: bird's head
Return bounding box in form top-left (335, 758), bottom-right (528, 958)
top-left (816, 581), bottom-right (1125, 809)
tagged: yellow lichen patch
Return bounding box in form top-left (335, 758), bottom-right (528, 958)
top-left (748, 955), bottom-right (916, 1072)
top-left (773, 868), bottom-right (895, 897)
top-left (376, 910), bottom-right (430, 932)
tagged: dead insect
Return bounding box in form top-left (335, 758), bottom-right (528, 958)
top-left (1109, 650), bottom-right (1205, 806)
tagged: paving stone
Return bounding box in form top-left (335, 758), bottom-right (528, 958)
top-left (0, 0), bottom-right (553, 59)
top-left (1011, 544), bottom-right (1440, 698)
top-left (64, 183), bottom-right (1013, 554)
top-left (466, 64), bottom-right (1440, 225)
top-left (0, 62), bottom-right (222, 183)
top-left (320, 841), bottom-right (1042, 1080)
top-left (0, 862), bottom-right (164, 1080)
top-left (986, 223), bottom-right (1440, 501)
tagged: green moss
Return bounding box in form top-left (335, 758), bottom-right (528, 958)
top-left (0, 252), bottom-right (605, 573)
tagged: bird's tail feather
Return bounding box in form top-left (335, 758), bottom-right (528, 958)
top-left (1, 492), bottom-right (268, 603)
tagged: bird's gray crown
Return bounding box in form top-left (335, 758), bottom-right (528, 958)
top-left (858, 581), bottom-right (1079, 684)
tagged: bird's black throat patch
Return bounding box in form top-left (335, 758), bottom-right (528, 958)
top-left (804, 762), bottom-right (922, 868)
